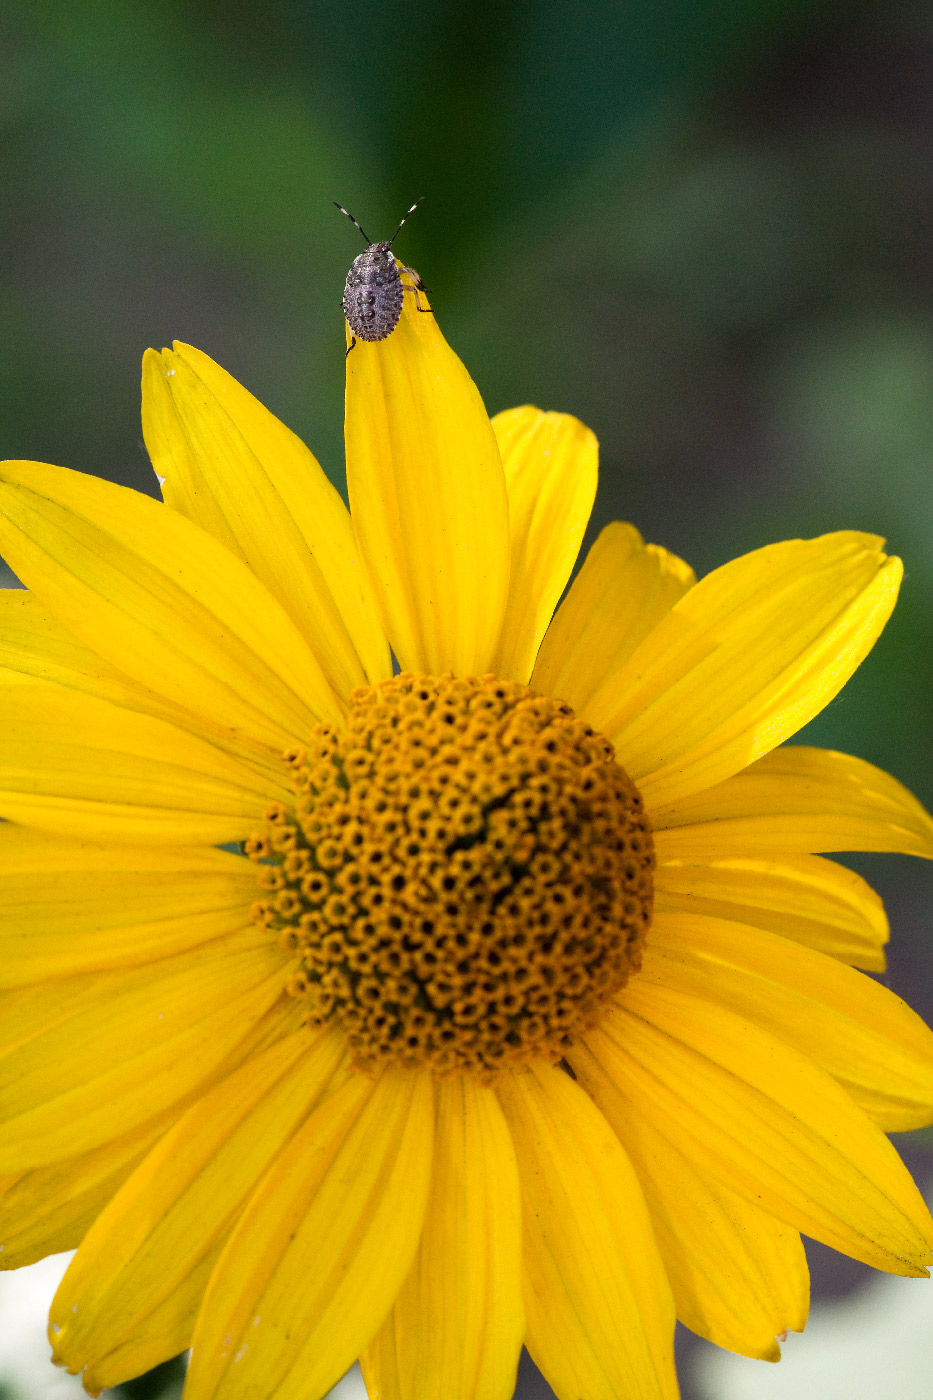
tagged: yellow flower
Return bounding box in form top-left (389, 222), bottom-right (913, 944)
top-left (1, 282), bottom-right (933, 1400)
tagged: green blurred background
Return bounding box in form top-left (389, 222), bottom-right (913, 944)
top-left (2, 1), bottom-right (933, 1397)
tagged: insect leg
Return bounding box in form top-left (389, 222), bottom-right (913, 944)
top-left (345, 336), bottom-right (357, 357)
top-left (401, 267), bottom-right (435, 314)
top-left (400, 265), bottom-right (430, 291)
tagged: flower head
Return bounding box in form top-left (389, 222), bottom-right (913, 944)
top-left (1, 277), bottom-right (933, 1400)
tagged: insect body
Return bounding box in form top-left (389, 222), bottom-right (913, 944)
top-left (333, 198), bottom-right (432, 352)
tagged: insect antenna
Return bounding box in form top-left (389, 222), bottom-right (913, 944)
top-left (332, 202), bottom-right (372, 245)
top-left (388, 197), bottom-right (425, 247)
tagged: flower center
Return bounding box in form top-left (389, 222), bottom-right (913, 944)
top-left (247, 672), bottom-right (654, 1079)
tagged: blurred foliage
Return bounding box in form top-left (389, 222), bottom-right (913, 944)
top-left (111, 1355), bottom-right (186, 1400)
top-left (2, 4), bottom-right (933, 1397)
top-left (1, 0), bottom-right (929, 789)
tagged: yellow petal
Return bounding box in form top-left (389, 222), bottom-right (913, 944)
top-left (570, 1036), bottom-right (808, 1360)
top-left (143, 344), bottom-right (391, 697)
top-left (496, 1062), bottom-right (677, 1400)
top-left (0, 825), bottom-right (257, 985)
top-left (654, 853), bottom-right (888, 971)
top-left (643, 912), bottom-right (933, 1132)
top-left (0, 587), bottom-right (193, 724)
top-left (0, 1111), bottom-right (180, 1270)
top-left (0, 457), bottom-right (343, 754)
top-left (50, 1027), bottom-right (350, 1390)
top-left (652, 745), bottom-right (933, 860)
top-left (186, 1067), bottom-right (434, 1400)
top-left (488, 407), bottom-right (597, 683)
top-left (361, 1076), bottom-right (524, 1400)
top-left (584, 532), bottom-right (900, 808)
top-left (0, 588), bottom-right (285, 778)
top-left (0, 674), bottom-right (285, 845)
top-left (0, 932), bottom-right (287, 1170)
top-left (532, 522), bottom-right (694, 712)
top-left (599, 984), bottom-right (933, 1274)
top-left (344, 275), bottom-right (510, 675)
top-left (77, 1254), bottom-right (216, 1397)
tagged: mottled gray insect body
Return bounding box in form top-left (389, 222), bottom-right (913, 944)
top-left (342, 242), bottom-right (405, 343)
top-left (333, 198), bottom-right (432, 352)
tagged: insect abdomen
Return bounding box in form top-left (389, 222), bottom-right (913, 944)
top-left (342, 243), bottom-right (405, 342)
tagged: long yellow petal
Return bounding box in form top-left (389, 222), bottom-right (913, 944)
top-left (0, 457), bottom-right (343, 753)
top-left (583, 532), bottom-right (900, 807)
top-left (0, 589), bottom-right (286, 779)
top-left (143, 344), bottom-right (391, 696)
top-left (0, 1111), bottom-right (180, 1270)
top-left (0, 587), bottom-right (194, 725)
top-left (599, 984), bottom-right (933, 1273)
top-left (643, 912), bottom-right (933, 1132)
top-left (488, 407), bottom-right (597, 683)
top-left (570, 1037), bottom-right (808, 1360)
top-left (0, 933), bottom-right (287, 1171)
top-left (361, 1076), bottom-right (524, 1400)
top-left (496, 1062), bottom-right (677, 1400)
top-left (0, 675), bottom-right (285, 844)
top-left (186, 1067), bottom-right (433, 1400)
top-left (0, 825), bottom-right (256, 985)
top-left (76, 1253), bottom-right (216, 1397)
top-left (653, 745), bottom-right (933, 860)
top-left (532, 522), bottom-right (695, 712)
top-left (345, 274), bottom-right (510, 675)
top-left (50, 1027), bottom-right (350, 1391)
top-left (654, 853), bottom-right (888, 971)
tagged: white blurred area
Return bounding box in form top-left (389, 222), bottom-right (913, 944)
top-left (693, 1269), bottom-right (933, 1400)
top-left (0, 1255), bottom-right (367, 1400)
top-left (0, 1254), bottom-right (83, 1400)
top-left (325, 1365), bottom-right (367, 1400)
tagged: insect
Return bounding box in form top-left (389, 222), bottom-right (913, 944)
top-left (333, 197), bottom-right (433, 353)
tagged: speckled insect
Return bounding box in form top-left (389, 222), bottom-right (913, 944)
top-left (333, 197), bottom-right (433, 353)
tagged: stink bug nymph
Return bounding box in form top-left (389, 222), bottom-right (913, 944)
top-left (333, 197), bottom-right (433, 353)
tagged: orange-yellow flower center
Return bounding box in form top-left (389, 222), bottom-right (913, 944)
top-left (248, 672), bottom-right (654, 1079)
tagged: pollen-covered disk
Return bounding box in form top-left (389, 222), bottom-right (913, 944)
top-left (248, 672), bottom-right (654, 1079)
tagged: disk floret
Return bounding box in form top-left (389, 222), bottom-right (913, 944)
top-left (247, 672), bottom-right (654, 1078)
